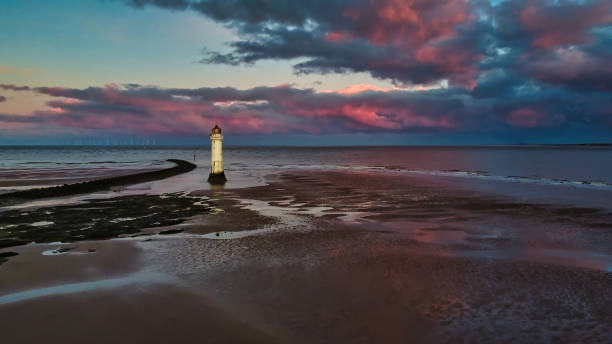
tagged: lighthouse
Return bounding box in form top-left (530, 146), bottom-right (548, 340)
top-left (208, 124), bottom-right (227, 184)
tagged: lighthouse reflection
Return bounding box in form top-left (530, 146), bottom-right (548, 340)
top-left (208, 183), bottom-right (226, 191)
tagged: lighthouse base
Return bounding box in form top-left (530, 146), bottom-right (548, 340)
top-left (208, 171), bottom-right (227, 185)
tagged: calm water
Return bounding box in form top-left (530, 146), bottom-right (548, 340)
top-left (1, 145), bottom-right (611, 208)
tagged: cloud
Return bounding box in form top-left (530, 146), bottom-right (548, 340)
top-left (4, 1), bottom-right (611, 142)
top-left (1, 80), bottom-right (608, 142)
top-left (128, 0), bottom-right (482, 87)
top-left (329, 84), bottom-right (399, 95)
top-left (0, 84), bottom-right (31, 91)
top-left (506, 107), bottom-right (565, 128)
top-left (27, 83), bottom-right (465, 134)
top-left (485, 0), bottom-right (612, 92)
top-left (517, 0), bottom-right (612, 50)
top-left (126, 0), bottom-right (612, 92)
top-left (523, 46), bottom-right (612, 91)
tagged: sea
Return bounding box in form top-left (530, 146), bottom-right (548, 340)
top-left (1, 145), bottom-right (611, 209)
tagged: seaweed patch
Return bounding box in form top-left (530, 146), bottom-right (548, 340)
top-left (0, 194), bottom-right (212, 248)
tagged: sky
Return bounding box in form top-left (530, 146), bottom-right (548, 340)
top-left (0, 0), bottom-right (610, 145)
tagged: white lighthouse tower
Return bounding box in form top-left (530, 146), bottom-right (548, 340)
top-left (208, 124), bottom-right (226, 184)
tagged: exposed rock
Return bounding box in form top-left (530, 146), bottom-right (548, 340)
top-left (158, 229), bottom-right (184, 235)
top-left (0, 159), bottom-right (196, 202)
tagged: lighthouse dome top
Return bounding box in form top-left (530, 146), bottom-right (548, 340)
top-left (212, 125), bottom-right (222, 134)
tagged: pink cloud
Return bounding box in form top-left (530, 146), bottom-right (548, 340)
top-left (506, 108), bottom-right (565, 128)
top-left (325, 31), bottom-right (353, 43)
top-left (333, 0), bottom-right (480, 88)
top-left (344, 0), bottom-right (472, 46)
top-left (10, 82), bottom-right (600, 139)
top-left (330, 84), bottom-right (397, 95)
top-left (520, 1), bottom-right (612, 49)
top-left (0, 120), bottom-right (35, 130)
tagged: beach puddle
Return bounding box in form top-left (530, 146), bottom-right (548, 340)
top-left (457, 248), bottom-right (612, 272)
top-left (295, 206), bottom-right (335, 216)
top-left (364, 219), bottom-right (612, 271)
top-left (0, 270), bottom-right (169, 305)
top-left (239, 197), bottom-right (371, 228)
top-left (200, 228), bottom-right (272, 240)
top-left (337, 211), bottom-right (372, 223)
top-left (238, 198), bottom-right (306, 228)
top-left (367, 220), bottom-right (471, 245)
top-left (411, 228), bottom-right (469, 245)
top-left (41, 247), bottom-right (94, 256)
top-left (31, 221), bottom-right (54, 227)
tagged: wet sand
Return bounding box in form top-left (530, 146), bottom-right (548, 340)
top-left (0, 240), bottom-right (140, 295)
top-left (0, 284), bottom-right (283, 344)
top-left (1, 169), bottom-right (611, 343)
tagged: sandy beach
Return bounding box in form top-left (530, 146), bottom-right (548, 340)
top-left (1, 164), bottom-right (611, 343)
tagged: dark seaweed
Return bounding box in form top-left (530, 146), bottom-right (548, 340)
top-left (0, 194), bottom-right (211, 248)
top-left (0, 251), bottom-right (18, 266)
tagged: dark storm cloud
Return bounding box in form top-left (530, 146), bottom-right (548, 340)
top-left (488, 0), bottom-right (612, 92)
top-left (522, 47), bottom-right (612, 92)
top-left (128, 0), bottom-right (483, 87)
top-left (492, 0), bottom-right (612, 50)
top-left (127, 0), bottom-right (612, 91)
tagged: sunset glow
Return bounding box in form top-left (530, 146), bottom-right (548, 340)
top-left (1, 0), bottom-right (610, 144)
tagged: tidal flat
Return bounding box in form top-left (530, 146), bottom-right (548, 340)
top-left (0, 168), bottom-right (611, 343)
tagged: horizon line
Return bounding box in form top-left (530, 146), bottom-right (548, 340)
top-left (0, 143), bottom-right (610, 148)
